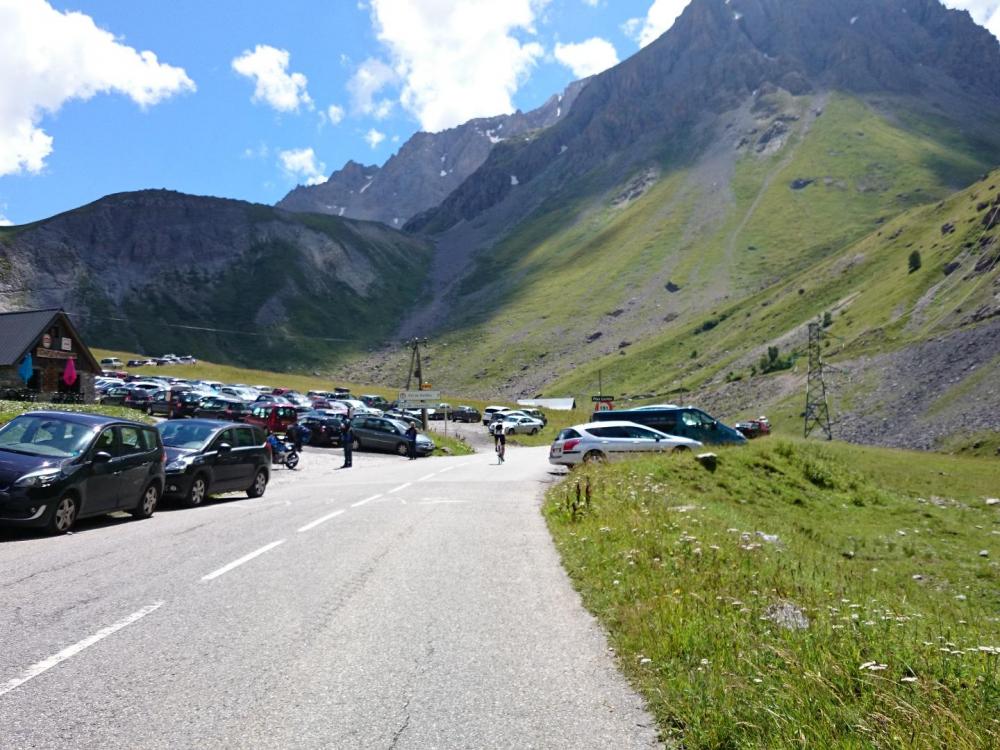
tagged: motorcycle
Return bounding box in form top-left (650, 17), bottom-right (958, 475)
top-left (268, 437), bottom-right (300, 469)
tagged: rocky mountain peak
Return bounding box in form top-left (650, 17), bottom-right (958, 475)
top-left (275, 79), bottom-right (589, 227)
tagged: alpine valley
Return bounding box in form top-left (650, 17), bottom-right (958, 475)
top-left (2, 0), bottom-right (999, 451)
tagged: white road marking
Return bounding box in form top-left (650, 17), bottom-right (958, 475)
top-left (387, 482), bottom-right (412, 494)
top-left (437, 466), bottom-right (457, 474)
top-left (297, 509), bottom-right (346, 533)
top-left (400, 499), bottom-right (408, 505)
top-left (0, 601), bottom-right (164, 697)
top-left (417, 473), bottom-right (437, 482)
top-left (419, 500), bottom-right (468, 505)
top-left (201, 540), bottom-right (285, 581)
top-left (351, 493), bottom-right (383, 508)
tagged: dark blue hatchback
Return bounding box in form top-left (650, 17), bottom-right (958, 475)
top-left (0, 411), bottom-right (165, 534)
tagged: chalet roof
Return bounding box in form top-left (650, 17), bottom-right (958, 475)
top-left (0, 308), bottom-right (101, 372)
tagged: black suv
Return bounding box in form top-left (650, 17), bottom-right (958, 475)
top-left (148, 389), bottom-right (206, 418)
top-left (193, 397), bottom-right (251, 422)
top-left (157, 420), bottom-right (270, 507)
top-left (299, 412), bottom-right (345, 447)
top-left (0, 411), bottom-right (165, 534)
top-left (450, 406), bottom-right (481, 423)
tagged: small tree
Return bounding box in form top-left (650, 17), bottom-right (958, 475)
top-left (908, 250), bottom-right (922, 273)
top-left (822, 311), bottom-right (833, 328)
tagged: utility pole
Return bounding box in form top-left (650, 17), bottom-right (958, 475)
top-left (803, 321), bottom-right (833, 440)
top-left (404, 337), bottom-right (429, 430)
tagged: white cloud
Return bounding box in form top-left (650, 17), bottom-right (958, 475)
top-left (361, 0), bottom-right (549, 132)
top-left (232, 44), bottom-right (313, 112)
top-left (554, 38), bottom-right (619, 77)
top-left (0, 214), bottom-right (12, 227)
top-left (278, 147), bottom-right (326, 185)
top-left (943, 1), bottom-right (1000, 38)
top-left (624, 0), bottom-right (691, 48)
top-left (347, 57), bottom-right (399, 117)
top-left (327, 104), bottom-right (345, 125)
top-left (0, 0), bottom-right (194, 177)
top-left (364, 128), bottom-right (386, 149)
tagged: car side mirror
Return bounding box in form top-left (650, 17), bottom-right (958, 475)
top-left (217, 443), bottom-right (232, 454)
top-left (93, 451), bottom-right (113, 463)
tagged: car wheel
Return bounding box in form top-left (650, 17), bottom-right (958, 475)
top-left (185, 475), bottom-right (208, 507)
top-left (352, 437), bottom-right (361, 451)
top-left (46, 493), bottom-right (78, 534)
top-left (131, 482), bottom-right (159, 519)
top-left (530, 427), bottom-right (539, 435)
top-left (395, 442), bottom-right (408, 457)
top-left (672, 446), bottom-right (690, 454)
top-left (583, 450), bottom-right (606, 464)
top-left (247, 470), bottom-right (268, 498)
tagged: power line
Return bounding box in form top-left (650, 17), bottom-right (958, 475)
top-left (61, 311), bottom-right (353, 343)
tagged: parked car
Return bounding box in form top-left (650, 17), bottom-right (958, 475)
top-left (148, 389), bottom-right (206, 418)
top-left (99, 357), bottom-right (124, 368)
top-left (482, 406), bottom-right (515, 426)
top-left (157, 420), bottom-right (269, 507)
top-left (334, 399), bottom-right (381, 416)
top-left (383, 409), bottom-right (422, 427)
top-left (735, 416), bottom-right (772, 439)
top-left (450, 405), bottom-right (481, 423)
top-left (99, 386), bottom-right (131, 406)
top-left (549, 421), bottom-right (702, 467)
top-left (591, 406), bottom-right (747, 446)
top-left (123, 389), bottom-right (155, 410)
top-left (520, 408), bottom-right (547, 426)
top-left (500, 414), bottom-right (545, 435)
top-left (126, 359), bottom-right (146, 367)
top-left (0, 411), bottom-right (165, 534)
top-left (360, 394), bottom-right (392, 411)
top-left (243, 404), bottom-right (298, 434)
top-left (193, 397), bottom-right (252, 422)
top-left (299, 413), bottom-right (345, 447)
top-left (350, 416), bottom-right (435, 457)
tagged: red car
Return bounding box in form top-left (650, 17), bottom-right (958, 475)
top-left (243, 404), bottom-right (298, 434)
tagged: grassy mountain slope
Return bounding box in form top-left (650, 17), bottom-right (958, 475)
top-left (394, 93), bottom-right (997, 389)
top-left (544, 440), bottom-right (1000, 747)
top-left (0, 191), bottom-right (433, 370)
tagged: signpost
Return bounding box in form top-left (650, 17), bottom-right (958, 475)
top-left (398, 390), bottom-right (440, 408)
top-left (592, 394), bottom-right (614, 413)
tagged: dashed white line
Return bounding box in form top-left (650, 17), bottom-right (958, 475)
top-left (437, 466), bottom-right (457, 474)
top-left (417, 473), bottom-right (437, 482)
top-left (387, 482), bottom-right (412, 494)
top-left (0, 601), bottom-right (164, 697)
top-left (351, 493), bottom-right (383, 508)
top-left (297, 509), bottom-right (346, 533)
top-left (201, 540), bottom-right (285, 581)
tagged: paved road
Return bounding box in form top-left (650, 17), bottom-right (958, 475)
top-left (0, 445), bottom-right (659, 749)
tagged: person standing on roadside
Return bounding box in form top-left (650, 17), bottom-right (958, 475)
top-left (287, 421), bottom-right (304, 452)
top-left (340, 416), bottom-right (353, 469)
top-left (405, 422), bottom-right (418, 460)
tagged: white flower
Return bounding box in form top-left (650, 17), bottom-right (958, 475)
top-left (859, 661), bottom-right (888, 671)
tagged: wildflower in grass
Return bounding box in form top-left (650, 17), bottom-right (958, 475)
top-left (900, 676), bottom-right (918, 683)
top-left (977, 646), bottom-right (999, 654)
top-left (859, 662), bottom-right (888, 671)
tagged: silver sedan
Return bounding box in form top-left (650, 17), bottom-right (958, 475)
top-left (548, 420), bottom-right (701, 466)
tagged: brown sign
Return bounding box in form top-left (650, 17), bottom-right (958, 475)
top-left (36, 348), bottom-right (77, 361)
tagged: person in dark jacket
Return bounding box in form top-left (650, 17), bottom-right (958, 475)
top-left (405, 423), bottom-right (418, 460)
top-left (286, 421), bottom-right (304, 452)
top-left (340, 418), bottom-right (353, 468)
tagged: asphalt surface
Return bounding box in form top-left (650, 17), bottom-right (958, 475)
top-left (0, 444), bottom-right (660, 749)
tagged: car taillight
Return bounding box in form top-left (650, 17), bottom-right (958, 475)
top-left (563, 438), bottom-right (581, 451)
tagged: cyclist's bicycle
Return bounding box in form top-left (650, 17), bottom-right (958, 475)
top-left (494, 429), bottom-right (506, 464)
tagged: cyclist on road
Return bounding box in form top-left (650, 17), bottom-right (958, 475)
top-left (492, 420), bottom-right (506, 464)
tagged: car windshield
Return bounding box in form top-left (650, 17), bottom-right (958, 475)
top-left (0, 415), bottom-right (97, 458)
top-left (158, 422), bottom-right (218, 449)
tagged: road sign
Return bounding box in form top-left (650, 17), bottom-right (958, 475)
top-left (591, 395), bottom-right (615, 403)
top-left (398, 390), bottom-right (440, 407)
top-left (594, 401), bottom-right (614, 412)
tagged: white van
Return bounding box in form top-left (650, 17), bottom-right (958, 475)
top-left (99, 357), bottom-right (123, 368)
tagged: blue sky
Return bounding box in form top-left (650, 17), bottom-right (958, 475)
top-left (1, 0), bottom-right (997, 226)
top-left (0, 0), bottom-right (668, 225)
